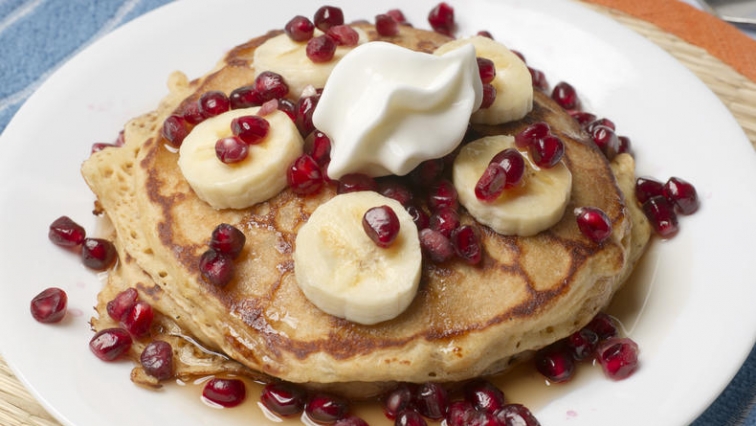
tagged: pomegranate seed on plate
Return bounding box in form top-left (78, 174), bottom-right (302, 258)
top-left (260, 382), bottom-right (307, 417)
top-left (451, 225), bottom-right (483, 265)
top-left (106, 288), bottom-right (139, 322)
top-left (415, 381), bottom-right (448, 420)
top-left (198, 90), bottom-right (230, 118)
top-left (140, 340), bottom-right (174, 380)
top-left (642, 195), bottom-right (679, 238)
top-left (89, 328), bottom-right (132, 361)
top-left (617, 135), bottom-right (632, 154)
top-left (334, 415), bottom-right (369, 426)
top-left (567, 327), bottom-right (600, 361)
top-left (199, 249), bottom-right (235, 287)
top-left (635, 176), bottom-right (664, 204)
top-left (215, 136), bottom-right (249, 164)
top-left (254, 71), bottom-right (289, 102)
top-left (202, 378), bottom-right (247, 408)
top-left (585, 312), bottom-right (619, 340)
top-left (383, 383), bottom-right (415, 420)
top-left (574, 206), bottom-right (613, 243)
top-left (463, 379), bottom-right (506, 414)
top-left (534, 343), bottom-right (575, 383)
top-left (476, 57), bottom-right (496, 84)
top-left (48, 215), bottom-right (86, 247)
top-left (231, 115), bottom-right (269, 145)
top-left (313, 5), bottom-right (345, 31)
top-left (362, 205), bottom-right (401, 248)
top-left (419, 228), bottom-right (454, 263)
top-left (528, 134), bottom-right (565, 168)
top-left (121, 300), bottom-right (154, 337)
top-left (161, 114), bottom-right (190, 147)
top-left (375, 14), bottom-right (399, 37)
top-left (428, 2), bottom-right (455, 36)
top-left (396, 409), bottom-right (428, 426)
top-left (81, 238), bottom-right (117, 271)
top-left (663, 176), bottom-right (699, 215)
top-left (285, 15), bottom-right (315, 42)
top-left (326, 25), bottom-right (359, 47)
top-left (551, 81), bottom-right (580, 110)
top-left (596, 337), bottom-right (640, 380)
top-left (494, 404), bottom-right (541, 426)
top-left (305, 393), bottom-right (349, 423)
top-left (210, 223), bottom-right (246, 259)
top-left (30, 287), bottom-right (67, 323)
top-left (287, 154), bottom-right (324, 195)
top-left (446, 400), bottom-right (475, 426)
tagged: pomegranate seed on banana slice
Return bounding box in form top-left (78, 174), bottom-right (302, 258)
top-left (178, 107), bottom-right (304, 209)
top-left (435, 36), bottom-right (533, 125)
top-left (293, 192), bottom-right (422, 325)
top-left (252, 28), bottom-right (368, 99)
top-left (453, 135), bottom-right (572, 236)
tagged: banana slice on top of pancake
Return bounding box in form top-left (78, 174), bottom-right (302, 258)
top-left (177, 107), bottom-right (304, 210)
top-left (435, 36), bottom-right (533, 125)
top-left (293, 191), bottom-right (422, 325)
top-left (453, 135), bottom-right (572, 236)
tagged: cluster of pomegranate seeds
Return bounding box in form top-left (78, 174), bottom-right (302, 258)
top-left (514, 122), bottom-right (565, 168)
top-left (202, 378), bottom-right (247, 408)
top-left (199, 223), bottom-right (246, 287)
top-left (282, 6), bottom-right (357, 63)
top-left (634, 175), bottom-right (699, 238)
top-left (49, 215), bottom-right (116, 271)
top-left (475, 148), bottom-right (525, 202)
top-left (363, 205), bottom-right (401, 248)
top-left (140, 340), bottom-right (174, 381)
top-left (30, 287), bottom-right (68, 323)
top-left (101, 287), bottom-right (164, 365)
top-left (574, 206), bottom-right (612, 243)
top-left (475, 57), bottom-right (497, 109)
top-left (534, 312), bottom-right (639, 382)
top-left (428, 2), bottom-right (455, 36)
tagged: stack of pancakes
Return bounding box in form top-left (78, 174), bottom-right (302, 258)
top-left (83, 23), bottom-right (651, 396)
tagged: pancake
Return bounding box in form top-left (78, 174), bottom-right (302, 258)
top-left (82, 23), bottom-right (651, 395)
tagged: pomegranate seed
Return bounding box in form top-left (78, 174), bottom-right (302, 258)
top-left (515, 122), bottom-right (550, 149)
top-left (396, 409), bottom-right (428, 426)
top-left (210, 223), bottom-right (246, 259)
top-left (199, 249), bottom-right (235, 287)
top-left (114, 130), bottom-right (125, 146)
top-left (161, 114), bottom-right (190, 147)
top-left (306, 35), bottom-right (337, 63)
top-left (477, 30), bottom-right (494, 39)
top-left (386, 9), bottom-right (408, 24)
top-left (428, 2), bottom-right (455, 36)
top-left (642, 195), bottom-right (679, 238)
top-left (106, 288), bottom-right (139, 322)
top-left (378, 178), bottom-right (414, 206)
top-left (409, 159), bottom-right (444, 188)
top-left (464, 379), bottom-right (506, 414)
top-left (406, 204), bottom-right (430, 230)
top-left (475, 164), bottom-right (508, 202)
top-left (415, 382), bottom-right (448, 420)
top-left (494, 404), bottom-right (541, 426)
top-left (534, 343), bottom-right (575, 383)
top-left (285, 15), bottom-right (315, 42)
top-left (338, 173), bottom-right (378, 194)
top-left (181, 100), bottom-right (205, 124)
top-left (30, 287), bottom-right (67, 323)
top-left (202, 378), bottom-right (247, 408)
top-left (479, 84), bottom-right (497, 109)
top-left (428, 179), bottom-right (458, 211)
top-left (305, 393), bottom-right (349, 423)
top-left (383, 383), bottom-right (416, 420)
top-left (229, 85), bottom-right (264, 109)
top-left (334, 415), bottom-right (369, 426)
top-left (260, 382), bottom-right (307, 417)
top-left (617, 135), bottom-right (632, 154)
top-left (278, 98), bottom-right (297, 120)
top-left (551, 81), bottom-right (579, 110)
top-left (529, 67), bottom-right (549, 92)
top-left (49, 215), bottom-right (86, 247)
top-left (451, 225), bottom-right (483, 265)
top-left (231, 115), bottom-right (269, 145)
top-left (477, 57), bottom-right (496, 84)
top-left (363, 205), bottom-right (401, 248)
top-left (327, 25), bottom-right (359, 46)
top-left (570, 111), bottom-right (597, 128)
top-left (254, 71), bottom-right (289, 102)
top-left (528, 134), bottom-right (565, 168)
top-left (198, 90), bottom-right (230, 118)
top-left (635, 176), bottom-right (664, 205)
top-left (586, 117), bottom-right (616, 132)
top-left (585, 312), bottom-right (618, 340)
top-left (313, 6), bottom-right (344, 31)
top-left (215, 136), bottom-right (249, 164)
top-left (376, 14), bottom-right (399, 36)
top-left (121, 300), bottom-right (154, 337)
top-left (258, 99), bottom-right (278, 117)
top-left (429, 207), bottom-right (460, 238)
top-left (295, 95), bottom-right (320, 136)
top-left (446, 401), bottom-right (476, 426)
top-left (89, 328), bottom-right (132, 361)
top-left (309, 131), bottom-right (332, 166)
top-left (81, 238), bottom-right (117, 271)
top-left (419, 228), bottom-right (455, 263)
top-left (140, 340), bottom-right (173, 380)
top-left (287, 154), bottom-right (324, 195)
top-left (574, 206), bottom-right (612, 243)
top-left (567, 327), bottom-right (599, 361)
top-left (663, 177), bottom-right (699, 215)
top-left (590, 125), bottom-right (621, 160)
top-left (596, 337), bottom-right (640, 380)
top-left (492, 148), bottom-right (526, 188)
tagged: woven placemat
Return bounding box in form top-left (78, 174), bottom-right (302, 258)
top-left (1, 3), bottom-right (755, 426)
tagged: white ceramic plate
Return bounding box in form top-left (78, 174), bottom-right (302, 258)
top-left (1, 0), bottom-right (756, 425)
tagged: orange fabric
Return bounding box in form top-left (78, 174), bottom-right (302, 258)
top-left (581, 0), bottom-right (756, 82)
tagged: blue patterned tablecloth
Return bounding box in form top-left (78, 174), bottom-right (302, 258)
top-left (0, 0), bottom-right (754, 425)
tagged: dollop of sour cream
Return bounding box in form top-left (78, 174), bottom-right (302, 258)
top-left (312, 41), bottom-right (483, 179)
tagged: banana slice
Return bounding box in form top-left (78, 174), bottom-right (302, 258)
top-left (178, 107), bottom-right (304, 210)
top-left (293, 191), bottom-right (422, 325)
top-left (453, 135), bottom-right (572, 236)
top-left (434, 36), bottom-right (533, 125)
top-left (253, 28), bottom-right (368, 99)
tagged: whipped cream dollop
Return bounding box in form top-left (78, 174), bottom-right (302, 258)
top-left (312, 41), bottom-right (483, 179)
